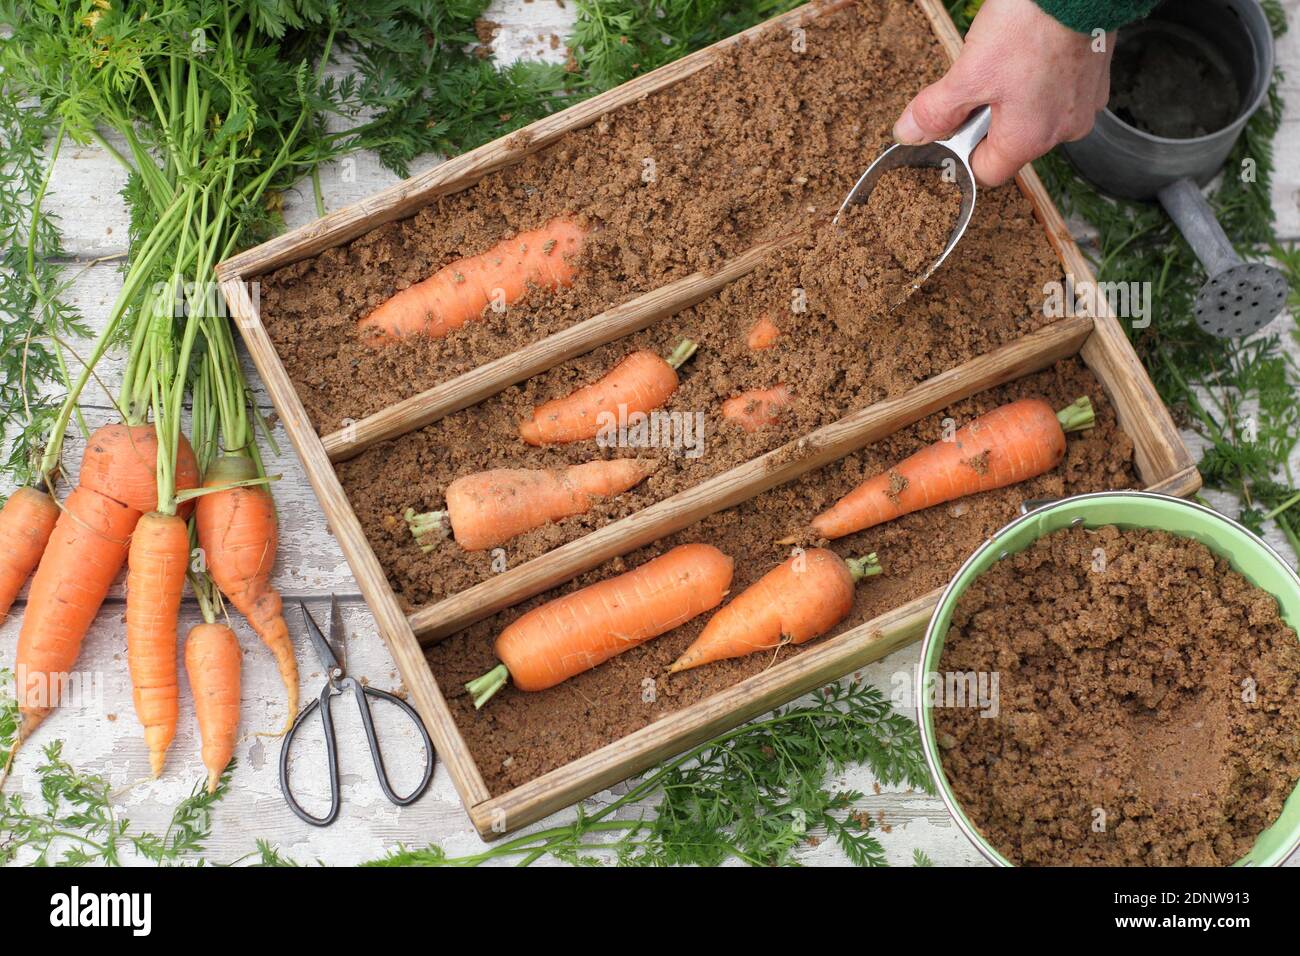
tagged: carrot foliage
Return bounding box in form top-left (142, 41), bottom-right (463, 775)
top-left (364, 681), bottom-right (931, 867)
top-left (0, 669), bottom-right (232, 866)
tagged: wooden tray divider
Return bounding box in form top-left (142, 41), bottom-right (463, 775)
top-left (321, 235), bottom-right (798, 461)
top-left (407, 314), bottom-right (1095, 643)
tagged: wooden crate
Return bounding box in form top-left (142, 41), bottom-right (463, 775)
top-left (217, 0), bottom-right (1200, 838)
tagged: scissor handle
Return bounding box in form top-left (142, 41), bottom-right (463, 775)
top-left (278, 679), bottom-right (436, 827)
top-left (279, 686), bottom-right (342, 827)
top-left (351, 680), bottom-right (436, 807)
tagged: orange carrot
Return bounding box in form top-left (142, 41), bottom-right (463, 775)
top-left (406, 458), bottom-right (659, 552)
top-left (811, 396), bottom-right (1095, 539)
top-left (78, 423), bottom-right (200, 515)
top-left (0, 486), bottom-right (60, 624)
top-left (185, 621), bottom-right (242, 794)
top-left (747, 316), bottom-right (781, 350)
top-left (519, 340), bottom-right (697, 446)
top-left (359, 218), bottom-right (588, 343)
top-left (126, 511), bottom-right (189, 776)
top-left (195, 455), bottom-right (298, 731)
top-left (12, 486), bottom-right (140, 751)
top-left (466, 543), bottom-right (734, 706)
top-left (722, 383), bottom-right (792, 432)
top-left (670, 549), bottom-right (880, 672)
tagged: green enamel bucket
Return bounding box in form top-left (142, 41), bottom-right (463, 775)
top-left (917, 491), bottom-right (1300, 866)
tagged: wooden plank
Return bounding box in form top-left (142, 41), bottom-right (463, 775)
top-left (219, 277), bottom-right (492, 812)
top-left (215, 0), bottom-right (855, 281)
top-left (407, 315), bottom-right (1095, 642)
top-left (322, 236), bottom-right (796, 460)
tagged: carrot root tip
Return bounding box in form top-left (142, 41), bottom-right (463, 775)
top-left (1056, 396), bottom-right (1095, 433)
top-left (404, 508), bottom-right (450, 553)
top-left (207, 770), bottom-right (222, 795)
top-left (665, 338), bottom-right (699, 370)
top-left (466, 664), bottom-right (510, 710)
top-left (149, 751), bottom-right (166, 778)
top-left (846, 552), bottom-right (882, 581)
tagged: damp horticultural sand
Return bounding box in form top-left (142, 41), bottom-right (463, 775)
top-left (341, 177), bottom-right (1047, 609)
top-left (935, 525), bottom-right (1300, 867)
top-left (259, 0), bottom-right (962, 434)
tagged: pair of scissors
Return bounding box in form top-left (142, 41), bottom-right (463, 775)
top-left (278, 596), bottom-right (435, 826)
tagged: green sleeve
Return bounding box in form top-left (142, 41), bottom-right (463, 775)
top-left (1032, 0), bottom-right (1162, 33)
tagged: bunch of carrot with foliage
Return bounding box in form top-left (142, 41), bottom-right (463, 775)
top-left (1, 0), bottom-right (572, 775)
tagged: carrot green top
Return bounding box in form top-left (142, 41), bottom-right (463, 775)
top-left (1033, 0), bottom-right (1161, 32)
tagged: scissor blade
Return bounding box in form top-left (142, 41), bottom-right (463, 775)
top-left (300, 602), bottom-right (341, 673)
top-left (329, 593), bottom-right (345, 645)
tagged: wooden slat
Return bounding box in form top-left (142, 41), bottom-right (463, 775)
top-left (322, 236), bottom-right (796, 461)
top-left (215, 0), bottom-right (855, 282)
top-left (407, 315), bottom-right (1095, 642)
top-left (219, 277), bottom-right (492, 811)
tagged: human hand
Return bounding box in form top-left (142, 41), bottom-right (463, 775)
top-left (893, 0), bottom-right (1114, 186)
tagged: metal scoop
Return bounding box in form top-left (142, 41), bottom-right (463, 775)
top-left (834, 105), bottom-right (991, 305)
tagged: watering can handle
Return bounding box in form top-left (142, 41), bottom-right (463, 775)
top-left (1156, 177), bottom-right (1242, 277)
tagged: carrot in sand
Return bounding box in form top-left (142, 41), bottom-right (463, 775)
top-left (519, 340), bottom-right (698, 446)
top-left (747, 316), bottom-right (781, 350)
top-left (0, 486), bottom-right (60, 624)
top-left (722, 383), bottom-right (792, 432)
top-left (405, 458), bottom-right (659, 553)
top-left (466, 543), bottom-right (734, 707)
top-left (671, 549), bottom-right (880, 672)
top-left (359, 218), bottom-right (588, 343)
top-left (811, 396), bottom-right (1095, 539)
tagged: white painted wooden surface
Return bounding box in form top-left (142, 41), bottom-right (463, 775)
top-left (2, 0), bottom-right (1297, 867)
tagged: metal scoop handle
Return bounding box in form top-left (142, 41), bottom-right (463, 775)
top-left (939, 104), bottom-right (992, 164)
top-left (834, 106), bottom-right (991, 309)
